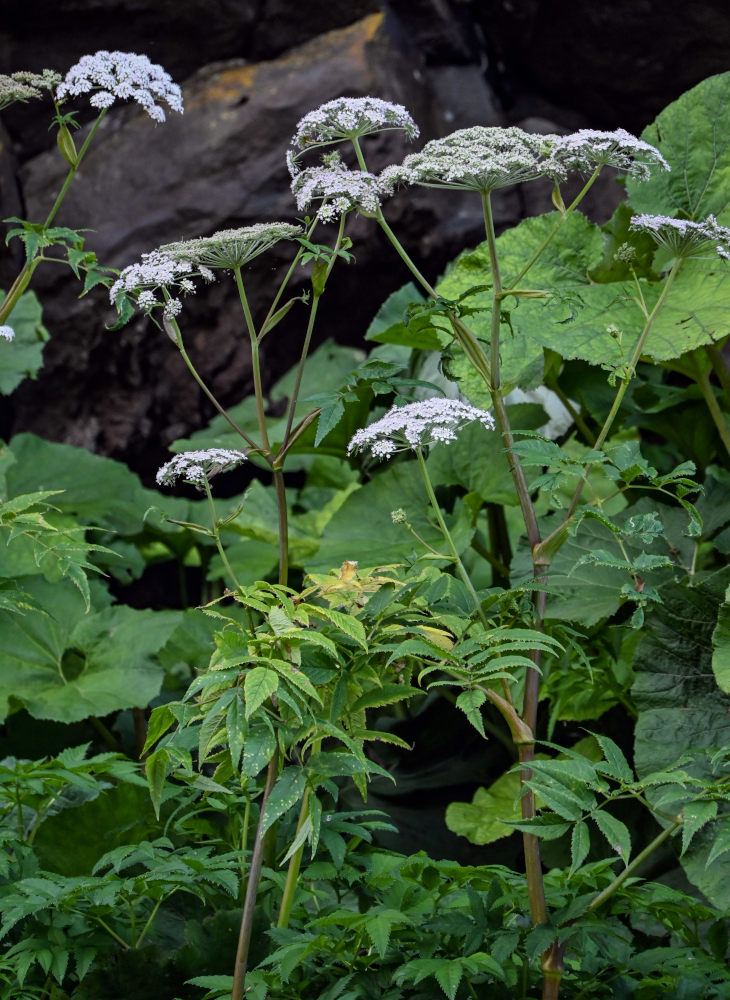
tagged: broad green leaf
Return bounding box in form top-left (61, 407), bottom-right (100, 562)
top-left (243, 667), bottom-right (278, 719)
top-left (0, 290), bottom-right (49, 394)
top-left (307, 462), bottom-right (446, 572)
top-left (435, 960), bottom-right (464, 1000)
top-left (226, 695), bottom-right (247, 770)
top-left (627, 71), bottom-right (730, 222)
top-left (6, 432), bottom-right (198, 537)
top-left (633, 568), bottom-right (730, 906)
top-left (0, 576), bottom-right (180, 723)
top-left (445, 769), bottom-right (522, 845)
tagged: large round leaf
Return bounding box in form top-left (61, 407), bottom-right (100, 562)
top-left (0, 576), bottom-right (180, 722)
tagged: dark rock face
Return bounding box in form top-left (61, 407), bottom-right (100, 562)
top-left (0, 0), bottom-right (727, 477)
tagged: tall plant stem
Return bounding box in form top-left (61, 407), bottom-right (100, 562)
top-left (203, 477), bottom-right (244, 592)
top-left (280, 213), bottom-right (345, 450)
top-left (691, 353), bottom-right (730, 459)
top-left (705, 343), bottom-right (730, 403)
top-left (561, 259), bottom-right (682, 524)
top-left (587, 817), bottom-right (680, 913)
top-left (234, 267), bottom-right (271, 456)
top-left (0, 110), bottom-right (108, 325)
top-left (231, 750), bottom-right (279, 1000)
top-left (415, 448), bottom-right (492, 634)
top-left (502, 167), bottom-right (601, 294)
top-left (171, 321), bottom-right (260, 453)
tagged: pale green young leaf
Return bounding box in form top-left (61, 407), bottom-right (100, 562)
top-left (446, 769), bottom-right (522, 845)
top-left (0, 291), bottom-right (49, 394)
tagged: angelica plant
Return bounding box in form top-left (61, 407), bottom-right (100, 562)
top-left (0, 50), bottom-right (184, 328)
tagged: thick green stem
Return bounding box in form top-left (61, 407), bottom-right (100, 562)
top-left (234, 268), bottom-right (271, 456)
top-left (273, 468), bottom-right (289, 586)
top-left (693, 354), bottom-right (730, 459)
top-left (170, 319), bottom-right (260, 453)
top-left (231, 750), bottom-right (279, 1000)
top-left (277, 787), bottom-right (310, 928)
top-left (416, 448), bottom-right (490, 632)
top-left (705, 343), bottom-right (730, 404)
top-left (503, 167), bottom-right (601, 293)
top-left (587, 818), bottom-right (681, 913)
top-left (563, 259), bottom-right (682, 522)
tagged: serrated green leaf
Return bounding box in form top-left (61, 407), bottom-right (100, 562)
top-left (244, 667), bottom-right (278, 719)
top-left (681, 800), bottom-right (718, 855)
top-left (591, 809), bottom-right (631, 864)
top-left (145, 748), bottom-right (169, 820)
top-left (455, 688), bottom-right (487, 737)
top-left (261, 767), bottom-right (307, 833)
top-left (570, 820), bottom-right (590, 874)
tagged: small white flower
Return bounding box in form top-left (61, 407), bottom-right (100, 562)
top-left (387, 126), bottom-right (561, 194)
top-left (110, 248), bottom-right (208, 318)
top-left (163, 298), bottom-right (182, 319)
top-left (348, 397), bottom-right (495, 460)
top-left (289, 96), bottom-right (418, 173)
top-left (0, 325), bottom-right (15, 341)
top-left (156, 448), bottom-right (247, 487)
top-left (629, 213), bottom-right (730, 259)
top-left (291, 162), bottom-right (384, 221)
top-left (548, 129), bottom-right (669, 180)
top-left (56, 51), bottom-right (183, 122)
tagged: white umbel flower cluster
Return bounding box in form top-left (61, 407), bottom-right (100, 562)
top-left (291, 162), bottom-right (385, 222)
top-left (348, 397), bottom-right (495, 460)
top-left (548, 129), bottom-right (669, 180)
top-left (56, 51), bottom-right (183, 122)
top-left (109, 249), bottom-right (211, 319)
top-left (381, 126), bottom-right (560, 194)
top-left (160, 223), bottom-right (302, 270)
top-left (629, 213), bottom-right (730, 259)
top-left (0, 326), bottom-right (15, 341)
top-left (289, 96), bottom-right (418, 172)
top-left (0, 70), bottom-right (61, 111)
top-left (156, 449), bottom-right (247, 487)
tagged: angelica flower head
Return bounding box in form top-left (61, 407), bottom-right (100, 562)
top-left (160, 223), bottom-right (303, 270)
top-left (629, 213), bottom-right (730, 259)
top-left (156, 449), bottom-right (247, 487)
top-left (0, 69), bottom-right (61, 111)
top-left (381, 126), bottom-right (561, 195)
top-left (289, 96), bottom-right (418, 173)
top-left (110, 248), bottom-right (210, 317)
top-left (56, 51), bottom-right (183, 122)
top-left (0, 326), bottom-right (15, 341)
top-left (548, 128), bottom-right (669, 180)
top-left (348, 397), bottom-right (495, 460)
top-left (291, 161), bottom-right (385, 222)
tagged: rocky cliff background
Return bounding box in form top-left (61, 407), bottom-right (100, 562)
top-left (2, 0), bottom-right (729, 480)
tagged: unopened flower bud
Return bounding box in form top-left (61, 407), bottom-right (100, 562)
top-left (56, 124), bottom-right (78, 166)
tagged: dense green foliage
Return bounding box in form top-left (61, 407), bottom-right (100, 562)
top-left (1, 62), bottom-right (730, 1000)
